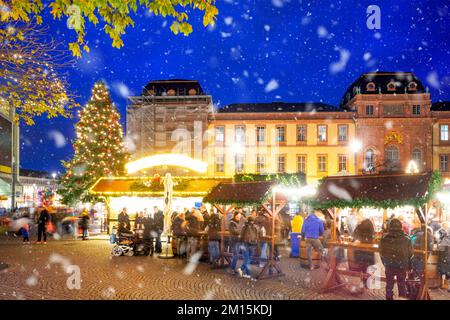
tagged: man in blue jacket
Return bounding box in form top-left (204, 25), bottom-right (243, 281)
top-left (301, 210), bottom-right (325, 270)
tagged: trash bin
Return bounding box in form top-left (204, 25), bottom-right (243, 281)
top-left (290, 232), bottom-right (301, 257)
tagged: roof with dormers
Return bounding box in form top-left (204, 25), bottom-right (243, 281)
top-left (218, 102), bottom-right (341, 113)
top-left (340, 71), bottom-right (426, 108)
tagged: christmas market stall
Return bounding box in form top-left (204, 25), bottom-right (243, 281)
top-left (89, 175), bottom-right (228, 232)
top-left (204, 180), bottom-right (293, 279)
top-left (311, 171), bottom-right (441, 300)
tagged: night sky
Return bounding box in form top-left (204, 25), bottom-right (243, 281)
top-left (20, 0), bottom-right (450, 174)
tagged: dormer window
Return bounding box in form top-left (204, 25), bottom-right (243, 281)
top-left (366, 82), bottom-right (376, 92)
top-left (167, 89), bottom-right (176, 96)
top-left (188, 88), bottom-right (197, 96)
top-left (387, 82), bottom-right (396, 91)
top-left (408, 82), bottom-right (417, 91)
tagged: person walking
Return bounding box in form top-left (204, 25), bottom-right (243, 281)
top-left (21, 220), bottom-right (30, 244)
top-left (153, 206), bottom-right (164, 254)
top-left (237, 216), bottom-right (259, 278)
top-left (142, 211), bottom-right (155, 256)
top-left (229, 211), bottom-right (241, 274)
top-left (206, 209), bottom-right (221, 265)
top-left (79, 209), bottom-right (90, 240)
top-left (36, 209), bottom-right (50, 244)
top-left (301, 210), bottom-right (324, 270)
top-left (379, 218), bottom-right (414, 300)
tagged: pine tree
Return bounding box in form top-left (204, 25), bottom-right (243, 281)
top-left (59, 81), bottom-right (129, 205)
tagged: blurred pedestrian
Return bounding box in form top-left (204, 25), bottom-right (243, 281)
top-left (36, 209), bottom-right (50, 244)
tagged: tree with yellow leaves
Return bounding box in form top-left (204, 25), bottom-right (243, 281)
top-left (0, 22), bottom-right (76, 124)
top-left (0, 0), bottom-right (218, 57)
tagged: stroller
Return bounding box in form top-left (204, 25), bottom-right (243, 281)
top-left (111, 227), bottom-right (152, 257)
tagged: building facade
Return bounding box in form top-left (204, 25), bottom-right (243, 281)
top-left (127, 73), bottom-right (450, 184)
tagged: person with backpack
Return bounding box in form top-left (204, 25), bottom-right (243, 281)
top-left (237, 216), bottom-right (259, 278)
top-left (206, 209), bottom-right (222, 264)
top-left (379, 218), bottom-right (414, 300)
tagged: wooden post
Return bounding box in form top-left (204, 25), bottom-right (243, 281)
top-left (416, 205), bottom-right (431, 300)
top-left (213, 203), bottom-right (234, 268)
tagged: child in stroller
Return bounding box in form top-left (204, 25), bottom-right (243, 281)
top-left (111, 222), bottom-right (152, 257)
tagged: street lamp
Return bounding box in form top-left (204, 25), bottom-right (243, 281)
top-left (350, 139), bottom-right (363, 175)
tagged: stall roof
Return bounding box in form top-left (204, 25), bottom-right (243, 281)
top-left (203, 180), bottom-right (285, 205)
top-left (313, 172), bottom-right (441, 209)
top-left (89, 177), bottom-right (230, 197)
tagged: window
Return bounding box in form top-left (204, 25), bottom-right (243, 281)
top-left (235, 125), bottom-right (245, 144)
top-left (297, 155), bottom-right (306, 173)
top-left (235, 154), bottom-right (245, 173)
top-left (412, 105), bottom-right (421, 115)
top-left (366, 82), bottom-right (376, 92)
top-left (366, 105), bottom-right (374, 115)
top-left (256, 155), bottom-right (265, 173)
top-left (387, 82), bottom-right (396, 91)
top-left (440, 155), bottom-right (449, 172)
top-left (215, 126), bottom-right (225, 144)
top-left (317, 155), bottom-right (327, 173)
top-left (365, 149), bottom-right (375, 170)
top-left (440, 125), bottom-right (449, 141)
top-left (256, 126), bottom-right (265, 143)
top-left (317, 125), bottom-right (327, 143)
top-left (276, 126), bottom-right (286, 143)
top-left (412, 148), bottom-right (422, 170)
top-left (338, 155), bottom-right (348, 172)
top-left (338, 125), bottom-right (348, 142)
top-left (385, 145), bottom-right (400, 171)
top-left (215, 155), bottom-right (224, 173)
top-left (384, 105), bottom-right (404, 116)
top-left (297, 125), bottom-right (307, 142)
top-left (408, 82), bottom-right (417, 91)
top-left (277, 155), bottom-right (286, 173)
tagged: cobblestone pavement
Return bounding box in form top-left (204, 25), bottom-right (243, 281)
top-left (0, 236), bottom-right (449, 300)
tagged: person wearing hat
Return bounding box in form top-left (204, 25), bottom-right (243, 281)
top-left (379, 218), bottom-right (414, 300)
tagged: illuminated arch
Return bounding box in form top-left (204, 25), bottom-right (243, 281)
top-left (125, 153), bottom-right (208, 174)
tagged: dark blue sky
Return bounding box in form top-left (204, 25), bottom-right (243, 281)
top-left (20, 0), bottom-right (450, 173)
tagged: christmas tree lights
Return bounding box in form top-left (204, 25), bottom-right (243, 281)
top-left (58, 81), bottom-right (129, 205)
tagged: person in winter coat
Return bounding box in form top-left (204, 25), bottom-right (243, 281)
top-left (118, 208), bottom-right (131, 231)
top-left (36, 209), bottom-right (50, 244)
top-left (255, 211), bottom-right (269, 267)
top-left (153, 206), bottom-right (164, 254)
top-left (437, 227), bottom-right (450, 291)
top-left (237, 216), bottom-right (259, 278)
top-left (79, 210), bottom-right (90, 240)
top-left (291, 213), bottom-right (304, 233)
top-left (134, 211), bottom-right (145, 230)
top-left (206, 210), bottom-right (222, 264)
top-left (200, 206), bottom-right (210, 229)
top-left (379, 219), bottom-right (414, 300)
top-left (186, 209), bottom-right (204, 259)
top-left (229, 211), bottom-right (241, 274)
top-left (21, 221), bottom-right (30, 244)
top-left (301, 210), bottom-right (325, 270)
top-left (410, 225), bottom-right (433, 280)
top-left (351, 219), bottom-right (376, 272)
top-left (171, 212), bottom-right (187, 257)
top-left (142, 212), bottom-right (155, 256)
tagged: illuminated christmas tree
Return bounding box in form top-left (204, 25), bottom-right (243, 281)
top-left (59, 81), bottom-right (129, 205)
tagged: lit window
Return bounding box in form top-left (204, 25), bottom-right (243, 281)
top-left (235, 154), bottom-right (244, 173)
top-left (277, 155), bottom-right (286, 173)
top-left (297, 125), bottom-right (307, 142)
top-left (256, 155), bottom-right (265, 173)
top-left (385, 145), bottom-right (400, 171)
top-left (235, 125), bottom-right (245, 144)
top-left (256, 126), bottom-right (265, 143)
top-left (317, 125), bottom-right (327, 142)
top-left (440, 155), bottom-right (449, 172)
top-left (338, 125), bottom-right (348, 142)
top-left (297, 155), bottom-right (306, 173)
top-left (366, 82), bottom-right (376, 91)
top-left (318, 155), bottom-right (327, 173)
top-left (441, 125), bottom-right (449, 141)
top-left (276, 126), bottom-right (286, 143)
top-left (412, 149), bottom-right (422, 170)
top-left (339, 155), bottom-right (347, 172)
top-left (412, 105), bottom-right (421, 115)
top-left (365, 149), bottom-right (375, 170)
top-left (215, 155), bottom-right (224, 173)
top-left (215, 126), bottom-right (225, 144)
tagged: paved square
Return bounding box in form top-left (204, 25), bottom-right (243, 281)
top-left (0, 236), bottom-right (449, 300)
